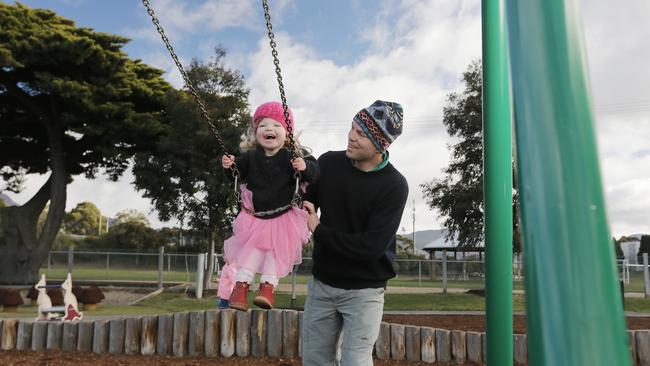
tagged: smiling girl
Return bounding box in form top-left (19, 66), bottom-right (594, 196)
top-left (221, 101), bottom-right (319, 310)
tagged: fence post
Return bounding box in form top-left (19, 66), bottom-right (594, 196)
top-left (291, 265), bottom-right (297, 308)
top-left (67, 246), bottom-right (74, 274)
top-left (196, 254), bottom-right (205, 299)
top-left (158, 247), bottom-right (164, 290)
top-left (431, 258), bottom-right (436, 280)
top-left (418, 261), bottom-right (422, 287)
top-left (462, 257), bottom-right (467, 281)
top-left (106, 252), bottom-right (110, 272)
top-left (643, 253), bottom-right (650, 299)
top-left (442, 250), bottom-right (448, 294)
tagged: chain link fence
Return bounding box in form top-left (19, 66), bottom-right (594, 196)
top-left (42, 249), bottom-right (526, 288)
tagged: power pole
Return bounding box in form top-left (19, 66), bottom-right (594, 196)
top-left (412, 198), bottom-right (416, 254)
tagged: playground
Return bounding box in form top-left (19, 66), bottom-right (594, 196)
top-left (1, 0), bottom-right (648, 364)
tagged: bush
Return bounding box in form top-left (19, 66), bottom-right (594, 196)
top-left (1, 288), bottom-right (24, 306)
top-left (80, 286), bottom-right (105, 304)
top-left (47, 289), bottom-right (64, 306)
top-left (26, 286), bottom-right (39, 302)
top-left (640, 235), bottom-right (650, 256)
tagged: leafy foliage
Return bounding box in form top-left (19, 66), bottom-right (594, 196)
top-left (639, 235), bottom-right (650, 256)
top-left (613, 236), bottom-right (624, 257)
top-left (63, 202), bottom-right (101, 235)
top-left (0, 3), bottom-right (171, 184)
top-left (132, 49), bottom-right (249, 250)
top-left (420, 61), bottom-right (521, 251)
top-left (113, 208), bottom-right (150, 228)
top-left (0, 3), bottom-right (172, 283)
top-left (84, 221), bottom-right (167, 251)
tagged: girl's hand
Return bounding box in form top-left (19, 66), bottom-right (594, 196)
top-left (222, 155), bottom-right (236, 169)
top-left (292, 158), bottom-right (306, 172)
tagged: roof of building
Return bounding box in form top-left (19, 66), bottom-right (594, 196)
top-left (422, 234), bottom-right (484, 251)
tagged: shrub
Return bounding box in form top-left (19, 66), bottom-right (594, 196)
top-left (26, 286), bottom-right (39, 305)
top-left (72, 286), bottom-right (84, 300)
top-left (640, 235), bottom-right (650, 256)
top-left (1, 288), bottom-right (25, 308)
top-left (47, 289), bottom-right (64, 306)
top-left (80, 286), bottom-right (105, 304)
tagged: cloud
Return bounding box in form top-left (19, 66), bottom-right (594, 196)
top-left (130, 0), bottom-right (296, 45)
top-left (242, 1), bottom-right (483, 232)
top-left (8, 0), bottom-right (649, 240)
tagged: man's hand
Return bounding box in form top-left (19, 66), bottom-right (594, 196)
top-left (303, 201), bottom-right (320, 233)
top-left (292, 158), bottom-right (307, 172)
top-left (222, 155), bottom-right (235, 169)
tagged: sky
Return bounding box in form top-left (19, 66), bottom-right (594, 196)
top-left (3, 0), bottom-right (650, 239)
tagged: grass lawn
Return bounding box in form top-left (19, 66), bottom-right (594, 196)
top-left (41, 267), bottom-right (196, 283)
top-left (43, 267), bottom-right (515, 290)
top-left (5, 291), bottom-right (650, 318)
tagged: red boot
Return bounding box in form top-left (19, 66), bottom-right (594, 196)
top-left (229, 281), bottom-right (249, 311)
top-left (253, 282), bottom-right (274, 309)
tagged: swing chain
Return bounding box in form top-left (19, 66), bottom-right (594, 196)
top-left (262, 0), bottom-right (303, 207)
top-left (141, 0), bottom-right (239, 177)
top-left (142, 0), bottom-right (302, 213)
top-left (261, 0), bottom-right (301, 160)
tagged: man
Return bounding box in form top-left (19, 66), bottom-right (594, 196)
top-left (302, 100), bottom-right (409, 365)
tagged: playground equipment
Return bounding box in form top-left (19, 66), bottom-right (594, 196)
top-left (34, 273), bottom-right (83, 322)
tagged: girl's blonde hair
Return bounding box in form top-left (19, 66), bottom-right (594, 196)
top-left (239, 126), bottom-right (310, 157)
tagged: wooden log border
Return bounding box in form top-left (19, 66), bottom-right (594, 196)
top-left (2, 310), bottom-right (648, 364)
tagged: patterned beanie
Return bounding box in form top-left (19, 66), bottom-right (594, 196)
top-left (252, 101), bottom-right (294, 132)
top-left (353, 100), bottom-right (404, 152)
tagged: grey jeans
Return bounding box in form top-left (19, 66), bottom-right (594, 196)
top-left (301, 277), bottom-right (385, 366)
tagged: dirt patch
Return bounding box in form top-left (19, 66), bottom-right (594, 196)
top-left (0, 350), bottom-right (467, 365)
top-left (100, 290), bottom-right (148, 306)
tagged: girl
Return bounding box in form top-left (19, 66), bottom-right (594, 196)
top-left (221, 101), bottom-right (318, 310)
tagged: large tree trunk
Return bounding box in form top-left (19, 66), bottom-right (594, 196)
top-left (0, 120), bottom-right (66, 285)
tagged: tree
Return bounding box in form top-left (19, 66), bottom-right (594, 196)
top-left (0, 3), bottom-right (171, 284)
top-left (639, 235), bottom-right (650, 257)
top-left (113, 209), bottom-right (150, 228)
top-left (420, 61), bottom-right (521, 251)
top-left (63, 202), bottom-right (101, 236)
top-left (613, 236), bottom-right (624, 258)
top-left (396, 234), bottom-right (414, 254)
top-left (132, 48), bottom-right (249, 291)
top-left (86, 222), bottom-right (167, 251)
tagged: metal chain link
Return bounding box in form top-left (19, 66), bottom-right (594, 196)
top-left (261, 0), bottom-right (301, 160)
top-left (261, 0), bottom-right (303, 208)
top-left (140, 0), bottom-right (240, 185)
top-left (142, 0), bottom-right (302, 212)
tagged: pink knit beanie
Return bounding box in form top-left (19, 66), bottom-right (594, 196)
top-left (252, 101), bottom-right (294, 132)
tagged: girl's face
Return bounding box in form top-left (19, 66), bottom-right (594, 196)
top-left (255, 117), bottom-right (287, 156)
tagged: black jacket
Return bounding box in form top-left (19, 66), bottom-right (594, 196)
top-left (228, 147), bottom-right (319, 217)
top-left (306, 151), bottom-right (409, 289)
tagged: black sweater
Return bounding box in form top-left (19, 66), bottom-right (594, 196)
top-left (230, 147), bottom-right (319, 217)
top-left (307, 151), bottom-right (409, 289)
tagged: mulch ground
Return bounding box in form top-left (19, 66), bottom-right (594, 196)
top-left (381, 314), bottom-right (650, 334)
top-left (0, 350), bottom-right (470, 365)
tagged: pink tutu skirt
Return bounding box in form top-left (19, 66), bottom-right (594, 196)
top-left (224, 185), bottom-right (310, 278)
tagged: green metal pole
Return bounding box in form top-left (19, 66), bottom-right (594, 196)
top-left (482, 0), bottom-right (513, 364)
top-left (505, 1), bottom-right (630, 365)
